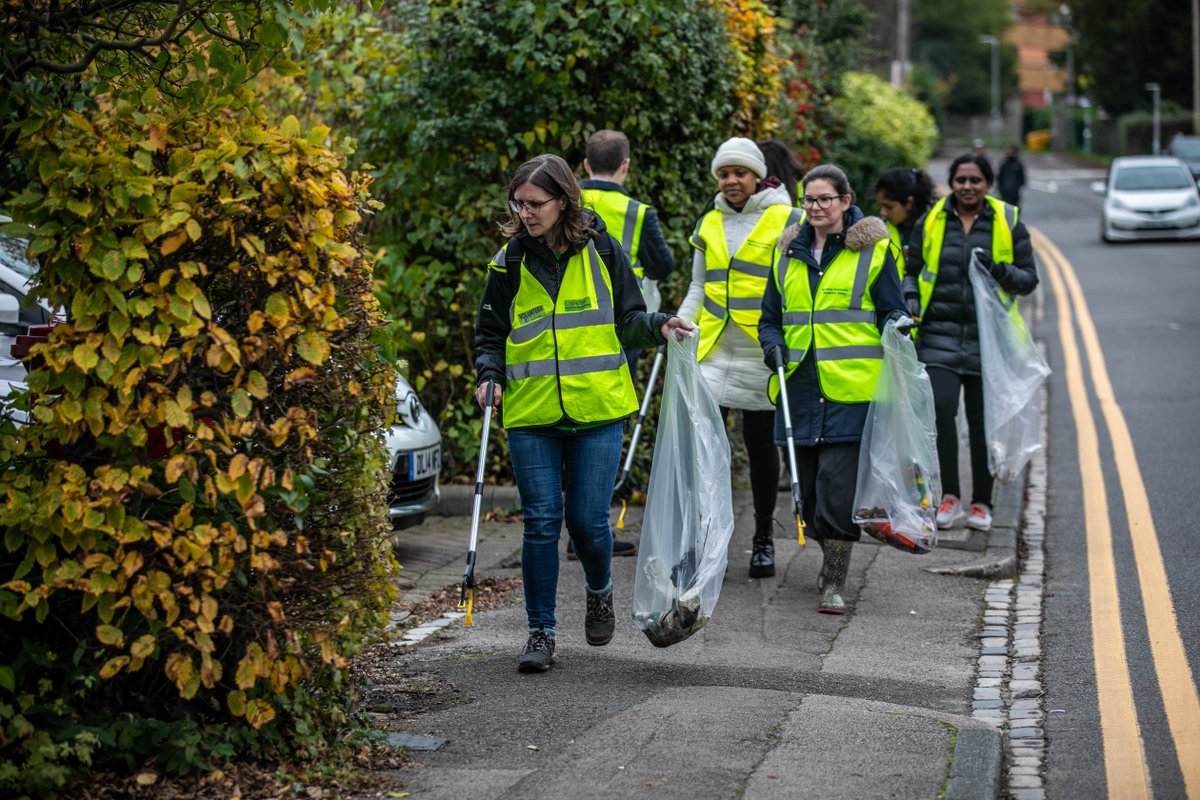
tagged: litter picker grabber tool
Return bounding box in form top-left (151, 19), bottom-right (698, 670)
top-left (773, 346), bottom-right (807, 546)
top-left (613, 344), bottom-right (666, 530)
top-left (458, 380), bottom-right (496, 625)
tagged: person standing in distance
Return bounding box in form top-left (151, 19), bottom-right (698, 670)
top-left (996, 144), bottom-right (1026, 208)
top-left (759, 164), bottom-right (910, 614)
top-left (475, 154), bottom-right (694, 673)
top-left (678, 137), bottom-right (804, 579)
top-left (903, 153), bottom-right (1039, 533)
top-left (578, 129), bottom-right (676, 559)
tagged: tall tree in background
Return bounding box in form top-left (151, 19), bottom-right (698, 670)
top-left (912, 0), bottom-right (1014, 116)
top-left (1069, 0), bottom-right (1192, 115)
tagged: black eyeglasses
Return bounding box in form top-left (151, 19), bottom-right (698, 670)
top-left (509, 198), bottom-right (557, 215)
top-left (800, 194), bottom-right (844, 209)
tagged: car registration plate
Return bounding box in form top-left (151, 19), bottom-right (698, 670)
top-left (410, 445), bottom-right (440, 481)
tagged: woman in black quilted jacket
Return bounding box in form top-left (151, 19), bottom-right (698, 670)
top-left (902, 153), bottom-right (1039, 533)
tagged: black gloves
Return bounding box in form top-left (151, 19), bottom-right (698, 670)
top-left (887, 311), bottom-right (916, 336)
top-left (973, 248), bottom-right (1007, 282)
top-left (905, 296), bottom-right (922, 321)
top-left (765, 345), bottom-right (788, 371)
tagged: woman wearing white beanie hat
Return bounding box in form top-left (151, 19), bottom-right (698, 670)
top-left (677, 137), bottom-right (805, 579)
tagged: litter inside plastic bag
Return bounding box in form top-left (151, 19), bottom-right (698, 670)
top-left (852, 319), bottom-right (941, 554)
top-left (968, 249), bottom-right (1050, 482)
top-left (631, 329), bottom-right (734, 647)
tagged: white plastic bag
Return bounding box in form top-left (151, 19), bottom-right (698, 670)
top-left (640, 277), bottom-right (662, 314)
top-left (852, 320), bottom-right (942, 554)
top-left (968, 249), bottom-right (1050, 482)
top-left (632, 330), bottom-right (734, 647)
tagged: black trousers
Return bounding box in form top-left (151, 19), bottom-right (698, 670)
top-left (721, 407), bottom-right (780, 523)
top-left (927, 366), bottom-right (993, 507)
top-left (794, 441), bottom-right (862, 543)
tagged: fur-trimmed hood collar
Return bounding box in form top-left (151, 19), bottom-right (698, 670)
top-left (777, 206), bottom-right (888, 258)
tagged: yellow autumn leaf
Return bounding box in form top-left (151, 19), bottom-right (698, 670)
top-left (100, 656), bottom-right (130, 679)
top-left (130, 634), bottom-right (156, 659)
top-left (96, 624), bottom-right (125, 647)
top-left (245, 698), bottom-right (276, 730)
top-left (294, 332), bottom-right (329, 365)
top-left (227, 689), bottom-right (247, 716)
top-left (73, 344), bottom-right (99, 370)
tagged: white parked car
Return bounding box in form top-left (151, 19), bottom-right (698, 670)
top-left (386, 374), bottom-right (442, 530)
top-left (0, 225), bottom-right (440, 529)
top-left (1093, 156), bottom-right (1200, 242)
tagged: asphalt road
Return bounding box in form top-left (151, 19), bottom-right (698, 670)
top-left (1014, 154), bottom-right (1200, 799)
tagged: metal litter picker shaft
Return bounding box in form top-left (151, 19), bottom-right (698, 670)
top-left (773, 346), bottom-right (806, 546)
top-left (613, 344), bottom-right (666, 499)
top-left (458, 380), bottom-right (496, 625)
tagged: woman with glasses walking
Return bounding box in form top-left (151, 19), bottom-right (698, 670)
top-left (474, 154), bottom-right (693, 673)
top-left (677, 138), bottom-right (805, 579)
top-left (758, 164), bottom-right (910, 613)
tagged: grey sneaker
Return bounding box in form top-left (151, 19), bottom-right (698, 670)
top-left (585, 591), bottom-right (616, 646)
top-left (517, 629), bottom-right (555, 673)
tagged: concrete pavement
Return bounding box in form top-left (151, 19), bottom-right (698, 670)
top-left (377, 454), bottom-right (1024, 799)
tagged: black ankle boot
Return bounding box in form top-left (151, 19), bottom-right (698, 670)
top-left (748, 516), bottom-right (775, 578)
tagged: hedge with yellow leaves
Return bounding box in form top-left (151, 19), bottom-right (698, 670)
top-left (0, 92), bottom-right (398, 791)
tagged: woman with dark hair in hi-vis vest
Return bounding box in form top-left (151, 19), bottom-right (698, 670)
top-left (474, 154), bottom-right (693, 674)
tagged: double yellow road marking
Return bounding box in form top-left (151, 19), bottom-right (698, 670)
top-left (1033, 228), bottom-right (1200, 799)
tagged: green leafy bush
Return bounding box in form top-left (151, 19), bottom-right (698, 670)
top-left (267, 1), bottom-right (742, 483)
top-left (0, 92), bottom-right (397, 792)
top-left (827, 72), bottom-right (939, 203)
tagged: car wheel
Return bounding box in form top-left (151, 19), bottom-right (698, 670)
top-left (1101, 215), bottom-right (1112, 243)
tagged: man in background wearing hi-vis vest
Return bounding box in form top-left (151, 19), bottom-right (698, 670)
top-left (577, 129), bottom-right (675, 561)
top-left (581, 129), bottom-right (676, 377)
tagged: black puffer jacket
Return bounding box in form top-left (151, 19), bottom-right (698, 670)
top-left (903, 198), bottom-right (1038, 374)
top-left (474, 212), bottom-right (672, 426)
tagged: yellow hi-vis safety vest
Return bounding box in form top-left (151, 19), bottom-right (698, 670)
top-left (499, 238), bottom-right (637, 429)
top-left (689, 204), bottom-right (806, 362)
top-left (581, 188), bottom-right (648, 280)
top-left (918, 195), bottom-right (1025, 328)
top-left (886, 220), bottom-right (905, 280)
top-left (768, 236), bottom-right (890, 404)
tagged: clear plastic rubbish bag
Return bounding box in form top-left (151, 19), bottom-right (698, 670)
top-left (632, 329), bottom-right (734, 647)
top-left (852, 319), bottom-right (941, 554)
top-left (968, 248), bottom-right (1050, 482)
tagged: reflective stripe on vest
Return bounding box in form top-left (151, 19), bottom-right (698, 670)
top-left (886, 220), bottom-right (905, 280)
top-left (769, 238), bottom-right (889, 404)
top-left (919, 196), bottom-right (1024, 328)
top-left (580, 188), bottom-right (648, 280)
top-left (690, 204), bottom-right (806, 362)
top-left (502, 239), bottom-right (638, 429)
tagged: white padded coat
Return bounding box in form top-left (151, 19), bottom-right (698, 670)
top-left (677, 183), bottom-right (794, 411)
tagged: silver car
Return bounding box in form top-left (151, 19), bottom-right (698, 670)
top-left (1094, 156), bottom-right (1200, 242)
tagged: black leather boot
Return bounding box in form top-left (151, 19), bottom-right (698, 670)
top-left (818, 540), bottom-right (853, 614)
top-left (748, 516), bottom-right (775, 578)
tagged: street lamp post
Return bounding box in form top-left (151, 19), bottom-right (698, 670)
top-left (980, 35), bottom-right (1002, 139)
top-left (1145, 82), bottom-right (1162, 155)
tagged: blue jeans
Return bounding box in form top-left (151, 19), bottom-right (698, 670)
top-left (507, 421), bottom-right (622, 632)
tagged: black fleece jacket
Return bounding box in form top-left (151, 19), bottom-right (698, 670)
top-left (904, 198), bottom-right (1039, 375)
top-left (474, 212), bottom-right (672, 423)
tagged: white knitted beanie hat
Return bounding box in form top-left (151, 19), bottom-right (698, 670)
top-left (710, 137), bottom-right (767, 179)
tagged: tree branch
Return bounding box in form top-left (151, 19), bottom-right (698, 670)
top-left (14, 1), bottom-right (192, 77)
